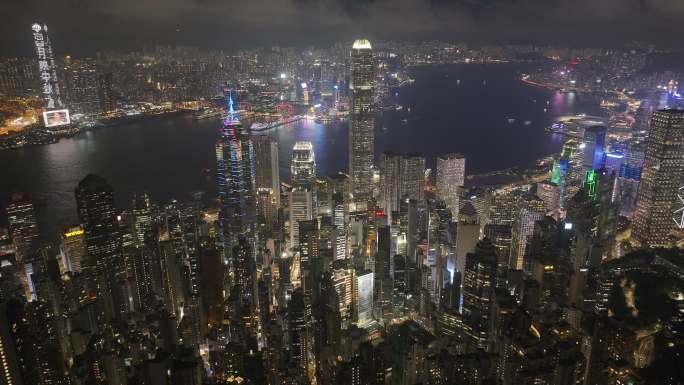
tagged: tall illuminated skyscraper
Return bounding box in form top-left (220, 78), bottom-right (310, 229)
top-left (216, 95), bottom-right (255, 240)
top-left (4, 193), bottom-right (39, 263)
top-left (290, 142), bottom-right (316, 249)
top-left (75, 174), bottom-right (123, 302)
top-left (436, 153), bottom-right (466, 219)
top-left (291, 141), bottom-right (316, 188)
top-left (552, 139), bottom-right (584, 207)
top-left (631, 110), bottom-right (684, 247)
top-left (349, 39), bottom-right (375, 208)
top-left (509, 194), bottom-right (545, 270)
top-left (253, 134), bottom-right (280, 206)
top-left (462, 238), bottom-right (497, 350)
top-left (31, 23), bottom-right (63, 110)
top-left (379, 152), bottom-right (425, 215)
top-left (581, 125), bottom-right (607, 171)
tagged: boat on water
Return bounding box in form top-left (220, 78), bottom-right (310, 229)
top-left (250, 115), bottom-right (304, 131)
top-left (194, 108), bottom-right (223, 120)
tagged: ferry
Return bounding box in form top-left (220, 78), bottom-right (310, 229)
top-left (194, 108), bottom-right (223, 121)
top-left (250, 115), bottom-right (304, 131)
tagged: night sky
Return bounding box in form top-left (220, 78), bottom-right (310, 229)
top-left (1, 0), bottom-right (683, 56)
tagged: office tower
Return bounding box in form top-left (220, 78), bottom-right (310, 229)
top-left (253, 134), bottom-right (281, 206)
top-left (233, 238), bottom-right (256, 313)
top-left (581, 126), bottom-right (607, 171)
top-left (551, 139), bottom-right (584, 208)
top-left (349, 39), bottom-right (375, 207)
top-left (489, 190), bottom-right (519, 226)
top-left (454, 202), bottom-right (480, 285)
top-left (0, 302), bottom-right (22, 385)
top-left (75, 174), bottom-right (123, 284)
top-left (2, 299), bottom-right (63, 384)
top-left (97, 72), bottom-right (115, 114)
top-left (298, 219), bottom-right (319, 263)
top-left (290, 142), bottom-right (316, 249)
top-left (131, 192), bottom-right (153, 247)
top-left (462, 238), bottom-right (497, 350)
top-left (216, 98), bottom-right (255, 239)
top-left (31, 23), bottom-right (63, 110)
top-left (256, 188), bottom-right (279, 229)
top-left (332, 263), bottom-right (354, 324)
top-left (604, 151), bottom-right (624, 174)
top-left (379, 152), bottom-right (401, 214)
top-left (354, 270), bottom-right (374, 325)
top-left (59, 225), bottom-right (86, 274)
top-left (436, 153), bottom-right (466, 219)
top-left (288, 288), bottom-right (309, 375)
top-left (509, 194), bottom-right (545, 270)
top-left (379, 152), bottom-right (426, 214)
top-left (484, 224), bottom-right (512, 287)
top-left (4, 194), bottom-right (38, 263)
top-left (616, 141), bottom-right (645, 217)
top-left (291, 141), bottom-right (316, 187)
top-left (65, 58), bottom-right (101, 115)
top-left (400, 154), bottom-right (426, 203)
top-left (536, 181), bottom-right (560, 215)
top-left (632, 110), bottom-right (684, 247)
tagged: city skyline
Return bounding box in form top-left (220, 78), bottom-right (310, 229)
top-left (3, 0), bottom-right (684, 56)
top-left (1, 11), bottom-right (684, 384)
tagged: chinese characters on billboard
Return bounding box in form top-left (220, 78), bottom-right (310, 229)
top-left (32, 23), bottom-right (62, 109)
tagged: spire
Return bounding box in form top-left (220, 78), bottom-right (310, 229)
top-left (223, 90), bottom-right (241, 127)
top-left (228, 91), bottom-right (236, 120)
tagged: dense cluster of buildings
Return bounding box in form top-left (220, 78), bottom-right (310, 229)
top-left (1, 35), bottom-right (684, 385)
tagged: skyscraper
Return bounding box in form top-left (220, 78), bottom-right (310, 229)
top-left (462, 238), bottom-right (497, 350)
top-left (631, 110), bottom-right (684, 247)
top-left (65, 58), bottom-right (101, 115)
top-left (354, 270), bottom-right (374, 325)
top-left (216, 95), bottom-right (255, 240)
top-left (349, 39), bottom-right (375, 208)
top-left (379, 152), bottom-right (401, 215)
top-left (379, 152), bottom-right (426, 215)
top-left (581, 125), bottom-right (607, 171)
top-left (31, 23), bottom-right (63, 110)
top-left (436, 154), bottom-right (466, 220)
top-left (59, 225), bottom-right (86, 274)
top-left (75, 174), bottom-right (123, 316)
top-left (291, 141), bottom-right (316, 188)
top-left (400, 154), bottom-right (426, 204)
top-left (536, 180), bottom-right (561, 215)
top-left (4, 194), bottom-right (39, 263)
top-left (290, 142), bottom-right (316, 249)
top-left (509, 194), bottom-right (545, 270)
top-left (253, 134), bottom-right (280, 206)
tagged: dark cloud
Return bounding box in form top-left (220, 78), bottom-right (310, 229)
top-left (1, 0), bottom-right (682, 56)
